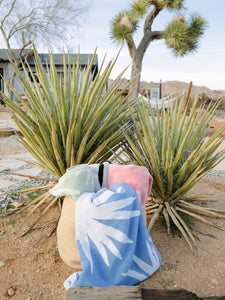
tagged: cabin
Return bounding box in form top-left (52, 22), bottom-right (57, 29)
top-left (0, 49), bottom-right (98, 102)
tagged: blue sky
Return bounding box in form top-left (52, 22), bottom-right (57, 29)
top-left (69, 0), bottom-right (225, 90)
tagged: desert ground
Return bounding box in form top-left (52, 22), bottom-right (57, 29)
top-left (0, 108), bottom-right (225, 299)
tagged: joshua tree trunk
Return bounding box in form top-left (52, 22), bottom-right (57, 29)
top-left (127, 28), bottom-right (163, 101)
top-left (129, 52), bottom-right (143, 101)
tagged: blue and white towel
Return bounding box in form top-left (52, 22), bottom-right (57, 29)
top-left (64, 182), bottom-right (161, 289)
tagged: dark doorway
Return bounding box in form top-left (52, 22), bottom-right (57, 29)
top-left (0, 68), bottom-right (4, 104)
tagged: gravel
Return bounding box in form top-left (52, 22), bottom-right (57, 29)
top-left (0, 136), bottom-right (57, 212)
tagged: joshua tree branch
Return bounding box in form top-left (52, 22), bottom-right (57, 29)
top-left (144, 5), bottom-right (161, 33)
top-left (137, 30), bottom-right (163, 58)
top-left (151, 30), bottom-right (164, 40)
top-left (127, 39), bottom-right (137, 60)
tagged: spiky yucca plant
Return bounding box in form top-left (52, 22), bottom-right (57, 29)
top-left (124, 97), bottom-right (225, 252)
top-left (0, 46), bottom-right (133, 231)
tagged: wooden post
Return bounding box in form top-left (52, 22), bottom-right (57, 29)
top-left (183, 81), bottom-right (192, 114)
top-left (159, 79), bottom-right (162, 100)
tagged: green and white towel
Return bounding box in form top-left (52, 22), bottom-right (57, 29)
top-left (50, 164), bottom-right (109, 201)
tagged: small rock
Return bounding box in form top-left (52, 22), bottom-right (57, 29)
top-left (26, 297), bottom-right (32, 300)
top-left (212, 279), bottom-right (218, 285)
top-left (11, 201), bottom-right (23, 208)
top-left (0, 261), bottom-right (5, 267)
top-left (7, 287), bottom-right (16, 296)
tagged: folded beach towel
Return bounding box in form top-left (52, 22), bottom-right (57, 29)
top-left (107, 164), bottom-right (153, 205)
top-left (64, 182), bottom-right (161, 289)
top-left (49, 164), bottom-right (104, 201)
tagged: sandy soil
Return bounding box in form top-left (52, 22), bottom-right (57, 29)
top-left (0, 178), bottom-right (225, 300)
top-left (0, 111), bottom-right (225, 299)
top-left (0, 106), bottom-right (12, 119)
top-left (146, 177), bottom-right (225, 297)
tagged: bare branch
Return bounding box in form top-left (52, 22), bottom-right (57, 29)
top-left (7, 4), bottom-right (66, 39)
top-left (0, 0), bottom-right (16, 27)
top-left (0, 26), bottom-right (17, 62)
top-left (8, 21), bottom-right (42, 40)
top-left (7, 6), bottom-right (39, 39)
top-left (1, 0), bottom-right (87, 47)
top-left (18, 40), bottom-right (32, 61)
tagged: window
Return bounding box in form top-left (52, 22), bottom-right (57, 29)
top-left (150, 87), bottom-right (160, 101)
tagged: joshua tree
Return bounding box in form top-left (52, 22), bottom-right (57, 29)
top-left (110, 0), bottom-right (207, 100)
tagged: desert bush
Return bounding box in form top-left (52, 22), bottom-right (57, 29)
top-left (124, 97), bottom-right (225, 251)
top-left (0, 46), bottom-right (133, 230)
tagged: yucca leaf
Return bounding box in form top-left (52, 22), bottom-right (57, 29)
top-left (21, 195), bottom-right (60, 236)
top-left (163, 206), bottom-right (170, 233)
top-left (171, 206), bottom-right (198, 249)
top-left (178, 201), bottom-right (225, 219)
top-left (147, 204), bottom-right (163, 232)
top-left (165, 202), bottom-right (194, 252)
top-left (176, 207), bottom-right (225, 231)
top-left (161, 103), bottom-right (168, 168)
top-left (19, 192), bottom-right (52, 226)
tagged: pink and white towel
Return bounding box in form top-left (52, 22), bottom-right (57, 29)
top-left (107, 164), bottom-right (153, 205)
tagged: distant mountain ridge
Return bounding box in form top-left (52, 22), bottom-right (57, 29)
top-left (159, 80), bottom-right (225, 101)
top-left (108, 78), bottom-right (225, 100)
